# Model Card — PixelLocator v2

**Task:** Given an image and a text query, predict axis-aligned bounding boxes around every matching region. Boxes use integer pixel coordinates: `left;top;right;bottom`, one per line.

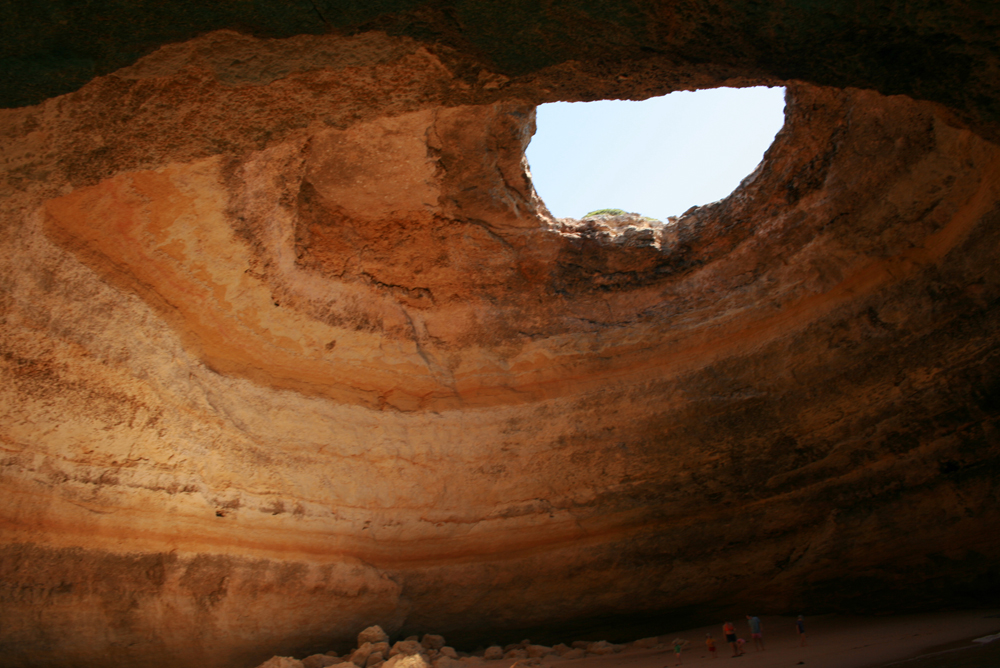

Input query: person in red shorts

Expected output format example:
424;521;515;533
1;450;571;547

722;622;741;657
705;633;717;659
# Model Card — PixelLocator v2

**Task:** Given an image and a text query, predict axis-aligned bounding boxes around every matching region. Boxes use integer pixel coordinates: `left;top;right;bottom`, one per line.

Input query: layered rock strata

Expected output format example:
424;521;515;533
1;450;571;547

1;25;999;668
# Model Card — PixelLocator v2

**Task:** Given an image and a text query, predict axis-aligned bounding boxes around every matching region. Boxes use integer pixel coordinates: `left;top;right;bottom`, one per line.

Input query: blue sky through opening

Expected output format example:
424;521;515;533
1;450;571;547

526;87;787;222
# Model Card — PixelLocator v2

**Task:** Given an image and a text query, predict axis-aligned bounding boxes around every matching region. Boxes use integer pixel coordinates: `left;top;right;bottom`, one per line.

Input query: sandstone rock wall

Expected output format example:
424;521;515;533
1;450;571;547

1;22;999;668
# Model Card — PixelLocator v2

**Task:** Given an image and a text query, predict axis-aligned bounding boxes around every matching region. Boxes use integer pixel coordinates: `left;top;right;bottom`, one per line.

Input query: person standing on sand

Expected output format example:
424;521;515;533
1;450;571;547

705;633;717;659
746;615;764;651
796;615;806;646
672;638;684;665
722;622;740;657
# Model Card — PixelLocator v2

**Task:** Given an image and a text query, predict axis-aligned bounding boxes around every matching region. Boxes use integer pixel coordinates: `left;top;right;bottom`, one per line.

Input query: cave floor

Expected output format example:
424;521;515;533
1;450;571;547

533;610;1000;668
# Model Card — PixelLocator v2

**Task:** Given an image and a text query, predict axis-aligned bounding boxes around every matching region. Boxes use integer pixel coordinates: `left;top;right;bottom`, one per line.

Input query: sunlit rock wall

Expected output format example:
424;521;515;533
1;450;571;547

1;21;999;668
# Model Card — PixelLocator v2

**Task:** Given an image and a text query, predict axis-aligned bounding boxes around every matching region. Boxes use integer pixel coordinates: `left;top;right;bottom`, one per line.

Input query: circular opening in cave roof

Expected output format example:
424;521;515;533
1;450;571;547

526;86;787;223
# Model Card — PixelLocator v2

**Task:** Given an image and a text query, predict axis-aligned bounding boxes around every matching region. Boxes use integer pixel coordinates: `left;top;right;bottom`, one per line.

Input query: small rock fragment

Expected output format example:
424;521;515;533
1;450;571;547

483;646;504;661
551;645;571;656
352;642;374;666
561;649;585;660
440;647;458;659
525;646;551;658
384;654;431;668
632;637;659;649
389;640;425;658
303;655;340;668
586;641;614;656
422;634;446;650
359;626;391;646
433;657;464;668
367;652;385;668
255;658;306;668
503;649;527;659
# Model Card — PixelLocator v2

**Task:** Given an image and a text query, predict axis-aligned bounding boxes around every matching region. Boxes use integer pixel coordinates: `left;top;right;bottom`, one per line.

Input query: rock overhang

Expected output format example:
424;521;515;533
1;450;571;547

1;7;1000;668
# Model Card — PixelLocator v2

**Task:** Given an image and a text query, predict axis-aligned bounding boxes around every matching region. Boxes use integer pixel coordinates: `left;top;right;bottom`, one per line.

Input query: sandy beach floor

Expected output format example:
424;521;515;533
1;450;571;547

537;610;1000;668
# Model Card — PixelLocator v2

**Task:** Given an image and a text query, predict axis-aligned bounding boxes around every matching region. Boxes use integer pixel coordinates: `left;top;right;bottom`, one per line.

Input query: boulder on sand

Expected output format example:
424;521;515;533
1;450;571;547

352;643;375;666
385;654;431;668
359;626;391;646
586;642;614;656
255;658;305;668
433;657;463;668
483;647;503;661
303;655;340;668
389;640;426;658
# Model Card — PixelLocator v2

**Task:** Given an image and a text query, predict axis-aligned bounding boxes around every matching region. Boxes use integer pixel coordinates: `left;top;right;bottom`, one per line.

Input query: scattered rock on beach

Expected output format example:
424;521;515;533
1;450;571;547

586;641;615;655
526;645;551;658
359;627;391;646
256;658;306;668
433;656;463;668
258;626;646;668
385;653;432;668
352;643;375;666
483;646;504;660
303;655;340;668
390;641;426;658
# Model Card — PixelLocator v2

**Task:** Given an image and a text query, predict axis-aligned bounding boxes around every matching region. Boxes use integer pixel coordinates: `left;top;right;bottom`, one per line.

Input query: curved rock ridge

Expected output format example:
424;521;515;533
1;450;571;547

1;27;999;668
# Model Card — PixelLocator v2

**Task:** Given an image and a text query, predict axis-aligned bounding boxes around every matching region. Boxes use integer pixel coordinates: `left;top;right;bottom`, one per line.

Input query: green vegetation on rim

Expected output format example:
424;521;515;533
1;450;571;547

584;208;628;217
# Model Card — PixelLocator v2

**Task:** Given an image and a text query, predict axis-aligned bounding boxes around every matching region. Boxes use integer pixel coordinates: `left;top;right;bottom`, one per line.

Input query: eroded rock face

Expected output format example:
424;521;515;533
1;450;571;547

1;24;999;668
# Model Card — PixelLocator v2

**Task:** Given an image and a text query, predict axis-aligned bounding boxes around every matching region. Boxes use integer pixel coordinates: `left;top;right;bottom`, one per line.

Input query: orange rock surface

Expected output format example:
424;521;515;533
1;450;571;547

1;28;999;668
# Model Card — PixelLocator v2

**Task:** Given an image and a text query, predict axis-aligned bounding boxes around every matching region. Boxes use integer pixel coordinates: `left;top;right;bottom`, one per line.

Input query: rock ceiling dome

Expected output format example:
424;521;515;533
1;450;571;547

1;3;999;667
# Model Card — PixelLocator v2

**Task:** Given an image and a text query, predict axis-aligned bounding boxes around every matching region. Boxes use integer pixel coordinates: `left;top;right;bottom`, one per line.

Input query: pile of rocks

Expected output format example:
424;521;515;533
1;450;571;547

254;626;646;668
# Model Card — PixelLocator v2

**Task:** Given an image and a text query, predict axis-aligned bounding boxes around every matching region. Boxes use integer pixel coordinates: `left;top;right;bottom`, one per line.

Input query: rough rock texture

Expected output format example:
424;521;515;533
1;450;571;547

1;5;1000;668
359;627;391;646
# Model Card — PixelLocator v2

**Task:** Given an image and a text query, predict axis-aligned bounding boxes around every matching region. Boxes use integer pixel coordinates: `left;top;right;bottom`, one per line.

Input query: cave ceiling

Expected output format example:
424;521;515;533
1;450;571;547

1;2;999;668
